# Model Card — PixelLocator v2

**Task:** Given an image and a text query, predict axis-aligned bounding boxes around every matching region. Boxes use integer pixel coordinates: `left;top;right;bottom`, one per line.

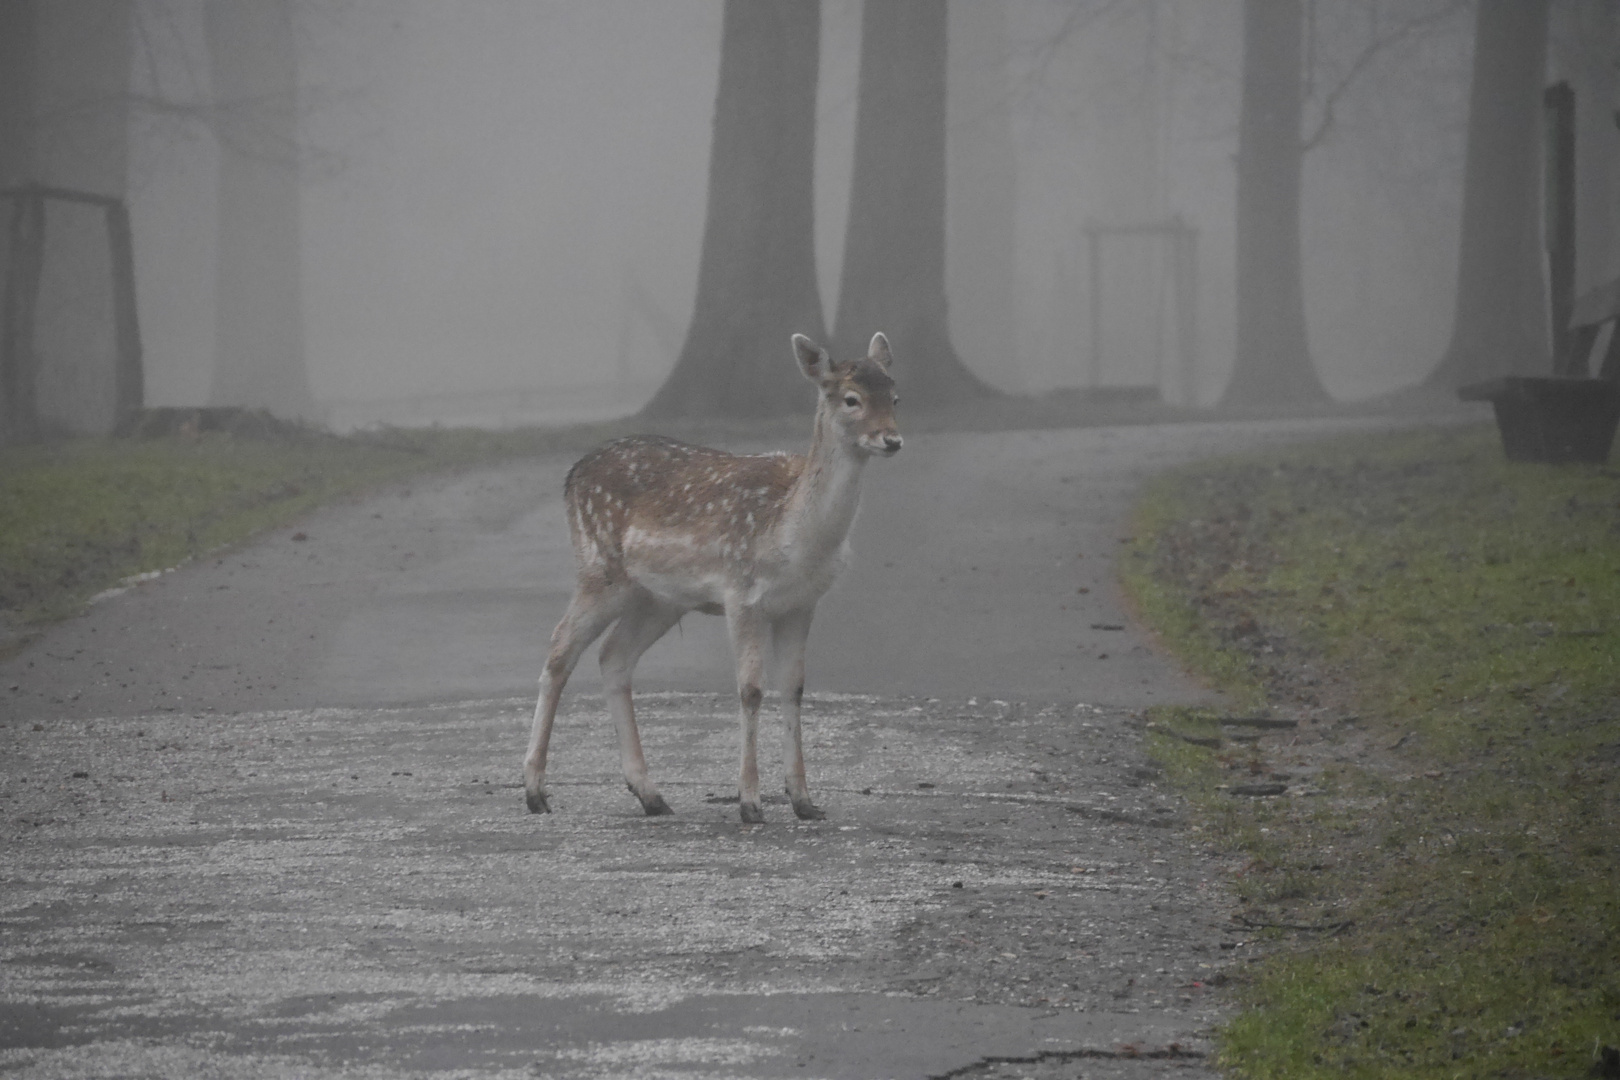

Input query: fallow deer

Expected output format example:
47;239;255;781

523;332;901;823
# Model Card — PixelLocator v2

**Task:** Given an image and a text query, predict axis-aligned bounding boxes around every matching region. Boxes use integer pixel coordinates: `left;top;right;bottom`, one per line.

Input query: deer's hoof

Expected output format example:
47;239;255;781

739;801;765;825
791;799;826;821
525;788;551;814
641;793;674;816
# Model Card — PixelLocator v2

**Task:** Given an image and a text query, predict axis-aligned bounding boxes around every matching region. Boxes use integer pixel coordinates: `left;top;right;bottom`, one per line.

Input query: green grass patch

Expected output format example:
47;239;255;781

1123;423;1620;1079
0;424;625;640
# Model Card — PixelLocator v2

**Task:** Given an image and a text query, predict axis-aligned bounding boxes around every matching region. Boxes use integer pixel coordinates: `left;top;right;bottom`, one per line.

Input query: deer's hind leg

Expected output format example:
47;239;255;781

599;590;683;816
771;608;823;820
525;578;623;814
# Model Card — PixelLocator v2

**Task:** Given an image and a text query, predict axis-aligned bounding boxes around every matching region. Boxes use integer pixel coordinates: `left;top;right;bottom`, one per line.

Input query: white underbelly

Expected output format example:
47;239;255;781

620;541;849;617
628;564;727;610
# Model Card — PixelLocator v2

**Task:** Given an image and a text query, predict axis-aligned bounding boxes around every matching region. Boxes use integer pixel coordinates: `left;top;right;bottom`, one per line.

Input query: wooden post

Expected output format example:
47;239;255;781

1;189;45;443
1566;322;1601;379
1600;321;1620;381
1174;218;1199;407
104;198;144;433
1545;81;1576;375
1084;222;1102;388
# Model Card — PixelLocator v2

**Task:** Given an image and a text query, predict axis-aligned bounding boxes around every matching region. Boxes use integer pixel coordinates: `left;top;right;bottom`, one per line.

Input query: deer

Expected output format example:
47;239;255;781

523;332;901;824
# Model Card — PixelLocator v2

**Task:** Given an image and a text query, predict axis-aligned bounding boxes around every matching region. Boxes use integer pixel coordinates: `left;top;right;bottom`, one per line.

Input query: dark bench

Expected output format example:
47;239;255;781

1458;275;1620;464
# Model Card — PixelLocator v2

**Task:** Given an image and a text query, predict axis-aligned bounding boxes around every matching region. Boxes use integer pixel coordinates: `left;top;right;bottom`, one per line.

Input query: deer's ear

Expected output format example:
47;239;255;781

867;332;893;370
793;334;833;384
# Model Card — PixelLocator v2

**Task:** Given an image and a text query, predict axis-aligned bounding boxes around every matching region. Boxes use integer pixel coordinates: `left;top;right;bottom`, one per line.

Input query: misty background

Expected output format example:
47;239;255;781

5;0;1616;434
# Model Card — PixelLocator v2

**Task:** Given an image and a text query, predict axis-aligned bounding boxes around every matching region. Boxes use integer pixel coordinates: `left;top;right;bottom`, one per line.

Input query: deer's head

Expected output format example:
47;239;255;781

793;333;902;457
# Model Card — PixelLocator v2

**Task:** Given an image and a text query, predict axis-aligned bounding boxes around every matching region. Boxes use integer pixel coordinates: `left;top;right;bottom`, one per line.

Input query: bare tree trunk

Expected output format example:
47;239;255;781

835;0;992;408
1220;0;1329;408
639;0;826;421
206;0;315;419
1425;0;1550;391
947;0;1019;391
0;0;34;192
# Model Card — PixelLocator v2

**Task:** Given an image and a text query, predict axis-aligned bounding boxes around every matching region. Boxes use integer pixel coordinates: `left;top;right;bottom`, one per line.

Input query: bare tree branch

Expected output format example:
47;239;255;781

1301;0;1471;152
1009;0;1140;111
125;1;351;178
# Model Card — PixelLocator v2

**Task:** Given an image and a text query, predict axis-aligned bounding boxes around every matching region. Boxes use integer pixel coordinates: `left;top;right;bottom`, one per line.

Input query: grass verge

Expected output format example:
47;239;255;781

0;423;629;645
1121;423;1620;1079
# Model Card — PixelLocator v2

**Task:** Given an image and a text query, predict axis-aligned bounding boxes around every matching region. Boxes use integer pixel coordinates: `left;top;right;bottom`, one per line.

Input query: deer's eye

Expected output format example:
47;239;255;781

843;393;861;409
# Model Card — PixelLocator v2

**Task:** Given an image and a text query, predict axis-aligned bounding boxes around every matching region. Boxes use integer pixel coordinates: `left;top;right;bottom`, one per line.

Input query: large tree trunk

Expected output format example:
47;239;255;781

206;0;315;419
946;0;1019;392
0;0;34;192
0;0;37;443
1424;0;1550;391
640;0;826;420
835;0;992;408
1220;0;1328;408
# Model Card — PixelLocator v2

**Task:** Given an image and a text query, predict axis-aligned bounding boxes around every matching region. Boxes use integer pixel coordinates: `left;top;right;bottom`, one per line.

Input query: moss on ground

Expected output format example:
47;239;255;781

1123;423;1620;1079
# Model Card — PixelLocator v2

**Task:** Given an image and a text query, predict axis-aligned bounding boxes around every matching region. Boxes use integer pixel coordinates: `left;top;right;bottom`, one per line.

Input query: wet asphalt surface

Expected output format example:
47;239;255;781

0;419;1388;1077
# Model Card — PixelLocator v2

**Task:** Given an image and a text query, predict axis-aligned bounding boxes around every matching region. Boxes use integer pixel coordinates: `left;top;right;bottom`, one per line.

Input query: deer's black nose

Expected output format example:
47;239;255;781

883;434;903;453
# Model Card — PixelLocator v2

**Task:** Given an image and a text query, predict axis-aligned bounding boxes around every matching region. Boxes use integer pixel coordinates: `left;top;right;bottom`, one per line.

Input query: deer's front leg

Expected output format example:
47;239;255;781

771;608;823;820
726;600;768;824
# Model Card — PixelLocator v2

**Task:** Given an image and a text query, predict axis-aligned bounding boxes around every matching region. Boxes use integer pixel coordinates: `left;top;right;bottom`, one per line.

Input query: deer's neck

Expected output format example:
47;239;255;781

781;407;866;561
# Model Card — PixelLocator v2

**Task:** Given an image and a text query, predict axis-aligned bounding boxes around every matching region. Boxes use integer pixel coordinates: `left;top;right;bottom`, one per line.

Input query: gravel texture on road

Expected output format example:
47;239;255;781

2;691;1234;1077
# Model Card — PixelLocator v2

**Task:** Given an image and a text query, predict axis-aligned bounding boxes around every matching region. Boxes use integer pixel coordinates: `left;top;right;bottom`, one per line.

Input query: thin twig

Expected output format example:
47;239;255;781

1301;0;1470;152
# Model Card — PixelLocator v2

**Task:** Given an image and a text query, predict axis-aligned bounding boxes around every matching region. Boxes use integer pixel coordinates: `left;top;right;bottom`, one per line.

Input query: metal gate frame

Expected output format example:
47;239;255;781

1081;215;1198;405
1;183;145;442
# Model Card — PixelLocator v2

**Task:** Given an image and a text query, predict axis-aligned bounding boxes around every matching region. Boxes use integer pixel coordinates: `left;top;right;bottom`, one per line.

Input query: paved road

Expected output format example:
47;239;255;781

1;419;1382;1078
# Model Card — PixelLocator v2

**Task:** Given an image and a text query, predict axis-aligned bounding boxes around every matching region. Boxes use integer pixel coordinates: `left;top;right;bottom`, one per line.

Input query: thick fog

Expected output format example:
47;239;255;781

93;1;1601;426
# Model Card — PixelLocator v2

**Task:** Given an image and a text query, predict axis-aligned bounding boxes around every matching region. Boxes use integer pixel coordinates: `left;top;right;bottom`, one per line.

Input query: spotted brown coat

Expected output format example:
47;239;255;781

523;333;902;823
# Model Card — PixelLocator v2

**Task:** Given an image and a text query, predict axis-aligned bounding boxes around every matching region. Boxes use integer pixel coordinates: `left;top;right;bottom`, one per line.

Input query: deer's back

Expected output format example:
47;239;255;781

566;436;801;585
